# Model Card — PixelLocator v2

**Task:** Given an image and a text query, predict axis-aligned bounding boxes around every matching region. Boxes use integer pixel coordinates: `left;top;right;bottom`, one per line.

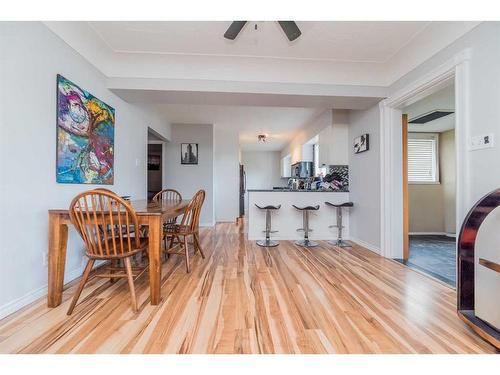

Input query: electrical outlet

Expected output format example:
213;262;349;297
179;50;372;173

470;133;494;151
42;251;48;266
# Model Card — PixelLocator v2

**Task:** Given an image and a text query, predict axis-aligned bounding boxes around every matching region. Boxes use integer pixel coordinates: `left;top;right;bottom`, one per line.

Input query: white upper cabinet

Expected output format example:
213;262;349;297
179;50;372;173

318;110;349;166
281;154;292;178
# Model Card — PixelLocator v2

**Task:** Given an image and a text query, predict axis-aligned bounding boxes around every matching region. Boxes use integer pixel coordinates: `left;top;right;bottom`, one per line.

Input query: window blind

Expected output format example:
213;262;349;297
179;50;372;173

408;137;438;183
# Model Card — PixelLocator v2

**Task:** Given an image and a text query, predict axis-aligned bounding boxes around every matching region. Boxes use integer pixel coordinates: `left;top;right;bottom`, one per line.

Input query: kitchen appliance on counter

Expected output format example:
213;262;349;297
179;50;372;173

291;161;313;178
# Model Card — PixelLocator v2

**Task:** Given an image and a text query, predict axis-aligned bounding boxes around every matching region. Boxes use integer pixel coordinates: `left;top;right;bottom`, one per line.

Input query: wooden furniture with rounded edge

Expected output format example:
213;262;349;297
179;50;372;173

165;190;206;273
67;190;149;314
48;199;188;308
457;188;500;349
152;189;182;252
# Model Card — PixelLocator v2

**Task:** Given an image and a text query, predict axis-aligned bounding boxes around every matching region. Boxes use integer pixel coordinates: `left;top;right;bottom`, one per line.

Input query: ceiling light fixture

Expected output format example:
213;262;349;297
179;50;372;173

258;134;267;143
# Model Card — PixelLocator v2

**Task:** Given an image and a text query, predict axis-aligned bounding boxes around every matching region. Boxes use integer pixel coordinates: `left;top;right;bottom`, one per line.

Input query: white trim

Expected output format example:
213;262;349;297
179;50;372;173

0;266;84;320
379;49;471;259
350;237;381;255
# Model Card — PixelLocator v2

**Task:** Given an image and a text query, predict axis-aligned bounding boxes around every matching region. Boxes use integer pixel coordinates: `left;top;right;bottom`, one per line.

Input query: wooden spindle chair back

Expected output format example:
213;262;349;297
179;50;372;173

179;190;204;232
69;190;141;259
193;190;205;231
153;189;182;225
152;189;182;204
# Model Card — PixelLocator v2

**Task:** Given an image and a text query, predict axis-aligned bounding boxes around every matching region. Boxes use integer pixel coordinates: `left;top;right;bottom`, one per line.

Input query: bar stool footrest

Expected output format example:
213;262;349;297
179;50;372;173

295;239;318;247
328;240;352;248
256;239;279;247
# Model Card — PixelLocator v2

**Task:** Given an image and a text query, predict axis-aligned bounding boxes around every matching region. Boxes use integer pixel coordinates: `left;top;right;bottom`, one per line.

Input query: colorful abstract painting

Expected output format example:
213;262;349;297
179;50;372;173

56;75;115;184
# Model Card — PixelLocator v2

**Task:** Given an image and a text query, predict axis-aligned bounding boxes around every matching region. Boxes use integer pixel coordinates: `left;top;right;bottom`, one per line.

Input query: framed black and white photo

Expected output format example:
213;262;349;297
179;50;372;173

181;143;198;164
354;134;369;154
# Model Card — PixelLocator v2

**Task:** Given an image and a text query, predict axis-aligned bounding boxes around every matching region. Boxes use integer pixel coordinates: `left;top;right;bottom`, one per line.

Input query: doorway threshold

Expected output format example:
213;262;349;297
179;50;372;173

394;259;455;287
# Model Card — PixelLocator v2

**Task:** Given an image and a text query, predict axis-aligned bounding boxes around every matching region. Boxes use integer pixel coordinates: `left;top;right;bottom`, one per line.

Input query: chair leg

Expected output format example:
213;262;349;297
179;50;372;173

124;257;138;313
163;235;169;261
110;259;118;283
183;236;190;273
67;259;95;315
194;232;205;259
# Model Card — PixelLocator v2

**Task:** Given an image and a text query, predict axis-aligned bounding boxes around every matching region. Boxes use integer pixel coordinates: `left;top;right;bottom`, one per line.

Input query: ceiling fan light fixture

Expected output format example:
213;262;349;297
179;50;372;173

258;134;267;143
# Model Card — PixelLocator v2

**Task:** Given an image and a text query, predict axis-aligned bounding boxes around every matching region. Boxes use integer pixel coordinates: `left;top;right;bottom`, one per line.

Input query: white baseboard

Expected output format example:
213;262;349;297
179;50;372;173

0;263;91;320
200;222;215;227
349;237;381;254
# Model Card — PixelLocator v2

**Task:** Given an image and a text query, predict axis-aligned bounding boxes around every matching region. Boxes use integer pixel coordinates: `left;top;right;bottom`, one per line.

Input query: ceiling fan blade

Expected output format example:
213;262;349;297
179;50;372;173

224;21;247;40
278;21;301;41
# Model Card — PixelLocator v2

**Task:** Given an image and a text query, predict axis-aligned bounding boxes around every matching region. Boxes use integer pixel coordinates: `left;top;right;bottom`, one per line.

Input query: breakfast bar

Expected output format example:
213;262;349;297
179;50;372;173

247;190;350;241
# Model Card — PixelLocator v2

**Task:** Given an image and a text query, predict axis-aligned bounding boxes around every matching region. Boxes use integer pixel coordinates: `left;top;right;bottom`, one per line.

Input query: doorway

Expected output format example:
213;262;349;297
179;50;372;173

147;129;165;201
401;84;457;286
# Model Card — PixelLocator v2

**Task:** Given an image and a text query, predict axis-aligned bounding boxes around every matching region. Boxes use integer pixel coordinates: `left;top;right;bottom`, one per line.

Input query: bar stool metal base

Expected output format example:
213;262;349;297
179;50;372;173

256;239;279;247
295;239;318;247
328;239;352;248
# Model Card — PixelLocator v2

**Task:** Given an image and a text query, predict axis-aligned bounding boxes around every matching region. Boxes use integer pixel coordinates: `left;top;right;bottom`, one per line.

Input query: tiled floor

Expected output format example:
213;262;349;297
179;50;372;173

400;235;456;287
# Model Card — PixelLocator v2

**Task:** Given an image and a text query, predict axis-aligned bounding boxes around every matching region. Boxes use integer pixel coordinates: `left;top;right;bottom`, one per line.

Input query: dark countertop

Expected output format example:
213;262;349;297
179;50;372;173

247;189;349;193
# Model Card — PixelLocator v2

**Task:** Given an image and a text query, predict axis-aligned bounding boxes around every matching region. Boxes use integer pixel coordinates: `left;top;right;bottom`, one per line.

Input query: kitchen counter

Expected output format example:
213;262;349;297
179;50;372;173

247;189;349;192
247;190;350;241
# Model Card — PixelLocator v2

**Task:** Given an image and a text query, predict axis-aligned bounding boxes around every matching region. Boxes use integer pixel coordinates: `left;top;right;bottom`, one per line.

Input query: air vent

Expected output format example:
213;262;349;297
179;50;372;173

409;110;454;124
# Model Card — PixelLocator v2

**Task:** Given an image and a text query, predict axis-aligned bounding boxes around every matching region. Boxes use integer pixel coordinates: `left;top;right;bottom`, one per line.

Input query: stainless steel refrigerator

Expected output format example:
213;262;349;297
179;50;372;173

239;164;246;217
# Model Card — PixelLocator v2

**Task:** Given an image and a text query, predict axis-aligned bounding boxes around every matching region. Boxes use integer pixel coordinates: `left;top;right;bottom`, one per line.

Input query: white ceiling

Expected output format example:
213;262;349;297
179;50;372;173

405;84;455;133
89;21;429;63
45;21;480;86
156;104;324;151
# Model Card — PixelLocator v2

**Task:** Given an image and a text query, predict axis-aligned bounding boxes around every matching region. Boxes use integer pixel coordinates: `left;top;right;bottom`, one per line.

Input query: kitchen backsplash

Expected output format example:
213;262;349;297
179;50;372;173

324;165;349;192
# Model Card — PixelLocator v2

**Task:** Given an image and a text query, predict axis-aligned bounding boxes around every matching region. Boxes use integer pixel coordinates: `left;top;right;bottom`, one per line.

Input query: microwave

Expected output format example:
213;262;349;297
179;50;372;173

291;161;313;178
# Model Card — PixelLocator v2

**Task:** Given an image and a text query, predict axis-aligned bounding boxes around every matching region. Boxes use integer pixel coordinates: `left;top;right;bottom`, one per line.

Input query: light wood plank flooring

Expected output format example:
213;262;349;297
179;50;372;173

0;222;496;353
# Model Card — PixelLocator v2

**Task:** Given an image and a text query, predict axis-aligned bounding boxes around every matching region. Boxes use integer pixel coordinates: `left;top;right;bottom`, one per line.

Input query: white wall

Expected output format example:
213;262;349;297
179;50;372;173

163;124;214;226
214;125;239;222
348;105;381;251
242;151;285;190
0;22;171;318
281;110;332;163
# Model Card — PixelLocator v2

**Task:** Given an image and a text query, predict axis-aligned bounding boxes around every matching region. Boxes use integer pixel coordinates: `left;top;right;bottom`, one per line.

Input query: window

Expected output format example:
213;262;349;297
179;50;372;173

408;133;439;184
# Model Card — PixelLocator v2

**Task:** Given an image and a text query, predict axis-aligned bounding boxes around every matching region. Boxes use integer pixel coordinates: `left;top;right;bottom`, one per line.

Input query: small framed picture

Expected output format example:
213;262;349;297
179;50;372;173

181;143;198;164
354;134;369;154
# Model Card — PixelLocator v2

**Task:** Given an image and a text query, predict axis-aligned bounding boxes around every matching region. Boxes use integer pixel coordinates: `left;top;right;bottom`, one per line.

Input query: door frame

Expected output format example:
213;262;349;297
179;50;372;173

147;128;167;199
402;114;409;260
379;49;471;259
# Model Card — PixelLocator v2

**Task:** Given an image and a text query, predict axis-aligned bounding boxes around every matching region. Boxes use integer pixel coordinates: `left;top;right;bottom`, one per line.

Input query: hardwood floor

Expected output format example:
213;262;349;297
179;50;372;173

0;222;496;354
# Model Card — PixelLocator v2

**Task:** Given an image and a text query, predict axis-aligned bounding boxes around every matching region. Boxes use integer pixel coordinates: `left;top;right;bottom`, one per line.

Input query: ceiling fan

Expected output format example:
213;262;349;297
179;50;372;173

223;21;302;41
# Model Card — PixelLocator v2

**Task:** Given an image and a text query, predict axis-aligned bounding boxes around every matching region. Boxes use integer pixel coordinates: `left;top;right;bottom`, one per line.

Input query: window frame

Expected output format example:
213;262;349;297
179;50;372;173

407;132;440;185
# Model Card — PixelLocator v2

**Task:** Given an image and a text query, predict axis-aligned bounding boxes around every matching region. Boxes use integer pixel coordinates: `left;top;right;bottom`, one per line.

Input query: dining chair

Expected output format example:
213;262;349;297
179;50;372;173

152;189;183;252
67;190;148;314
164;190;206;273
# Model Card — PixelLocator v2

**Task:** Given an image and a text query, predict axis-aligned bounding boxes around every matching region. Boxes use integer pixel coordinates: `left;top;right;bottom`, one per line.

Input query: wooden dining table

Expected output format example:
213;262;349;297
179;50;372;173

47;199;190;308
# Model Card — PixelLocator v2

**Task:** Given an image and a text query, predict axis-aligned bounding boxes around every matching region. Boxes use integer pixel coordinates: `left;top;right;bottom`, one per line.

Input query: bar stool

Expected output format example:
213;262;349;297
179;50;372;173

255;204;281;247
293;205;320;247
325;201;353;247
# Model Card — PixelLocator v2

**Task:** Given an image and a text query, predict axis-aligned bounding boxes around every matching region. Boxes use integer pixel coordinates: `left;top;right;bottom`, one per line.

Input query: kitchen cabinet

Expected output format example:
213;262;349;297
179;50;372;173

281;155;291;178
318;110;349;166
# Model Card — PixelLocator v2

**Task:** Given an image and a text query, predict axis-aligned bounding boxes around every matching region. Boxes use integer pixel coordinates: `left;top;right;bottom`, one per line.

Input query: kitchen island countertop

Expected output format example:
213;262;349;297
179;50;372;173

247;189;349;193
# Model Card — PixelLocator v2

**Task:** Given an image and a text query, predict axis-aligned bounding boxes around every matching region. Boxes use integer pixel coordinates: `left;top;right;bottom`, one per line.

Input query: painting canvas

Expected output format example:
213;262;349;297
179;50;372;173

354;133;369;154
181;143;198;164
56;75;115;184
